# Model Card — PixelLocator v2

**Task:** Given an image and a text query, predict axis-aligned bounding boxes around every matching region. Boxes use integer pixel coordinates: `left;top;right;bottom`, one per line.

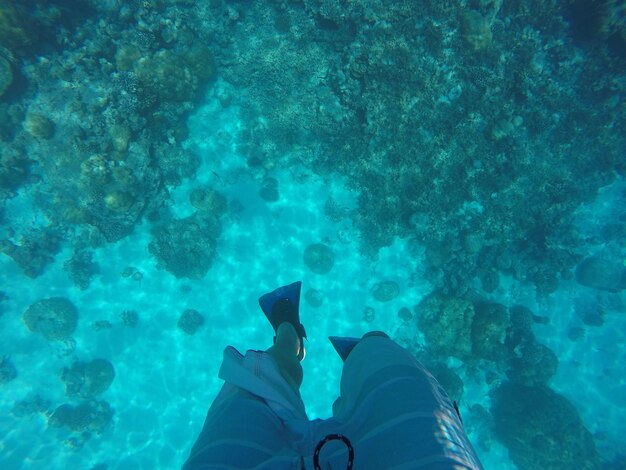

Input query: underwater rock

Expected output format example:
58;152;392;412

372;280;400;302
304;288;323;308
492;382;600;470
23;112;55;139
417;294;475;360
61;358;115;399
575;256;626;292
0;355;17;385
178;309;204;335
148;212;221;279
303;243;335;274
48;399;114;435
23;297;78;341
0;54;11;97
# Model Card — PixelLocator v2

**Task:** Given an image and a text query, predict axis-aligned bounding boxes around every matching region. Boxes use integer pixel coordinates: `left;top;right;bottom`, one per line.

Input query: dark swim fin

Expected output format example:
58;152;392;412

328;336;361;362
259;282;307;361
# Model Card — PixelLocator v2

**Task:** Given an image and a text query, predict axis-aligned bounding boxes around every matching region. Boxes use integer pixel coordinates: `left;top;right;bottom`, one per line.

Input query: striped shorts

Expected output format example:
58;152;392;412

182;335;483;469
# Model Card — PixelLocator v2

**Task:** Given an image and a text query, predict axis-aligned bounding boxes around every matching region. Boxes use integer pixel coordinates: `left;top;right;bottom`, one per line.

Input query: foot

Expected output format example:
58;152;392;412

266;322;304;390
259;282;307;362
275;322;305;360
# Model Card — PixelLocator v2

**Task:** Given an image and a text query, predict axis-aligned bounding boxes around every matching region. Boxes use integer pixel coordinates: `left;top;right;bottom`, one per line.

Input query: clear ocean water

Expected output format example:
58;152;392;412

0;1;624;469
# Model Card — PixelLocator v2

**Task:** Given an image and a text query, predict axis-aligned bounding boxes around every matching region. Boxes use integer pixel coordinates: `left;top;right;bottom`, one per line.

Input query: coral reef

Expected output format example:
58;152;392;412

506;340;558;387
177;309;204;335
0;53;11;97
154;144;201;187
416;294;475;360
362;306;375;323
0;150;32;197
0;226;63;278
504;305;558;386
206;0;624;297
120;310;139;327
64;250;100;290
471;302;509;363
71;150;163;243
0;1;34;51
22;297;78;341
48;399;114;435
22;112;55;139
303;243;335;274
371;280;400;302
11;394;50;418
462;10;493;50
415;295;557;387
61;359;115;399
492;381;601;469
1;0;618;303
133;46;215;103
148;212;221;279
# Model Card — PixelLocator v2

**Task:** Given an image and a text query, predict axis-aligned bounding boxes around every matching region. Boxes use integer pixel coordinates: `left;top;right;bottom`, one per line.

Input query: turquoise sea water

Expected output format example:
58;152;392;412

1;1;625;469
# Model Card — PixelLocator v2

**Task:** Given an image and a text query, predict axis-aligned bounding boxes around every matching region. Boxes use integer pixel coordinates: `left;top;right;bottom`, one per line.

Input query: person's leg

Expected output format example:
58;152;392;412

265;322;303;391
361;330;389;340
182;323;308;469
324;333;483;469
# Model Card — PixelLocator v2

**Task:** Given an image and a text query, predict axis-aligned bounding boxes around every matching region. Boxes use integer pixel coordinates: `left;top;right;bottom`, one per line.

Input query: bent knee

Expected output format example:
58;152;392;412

362;331;389;339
